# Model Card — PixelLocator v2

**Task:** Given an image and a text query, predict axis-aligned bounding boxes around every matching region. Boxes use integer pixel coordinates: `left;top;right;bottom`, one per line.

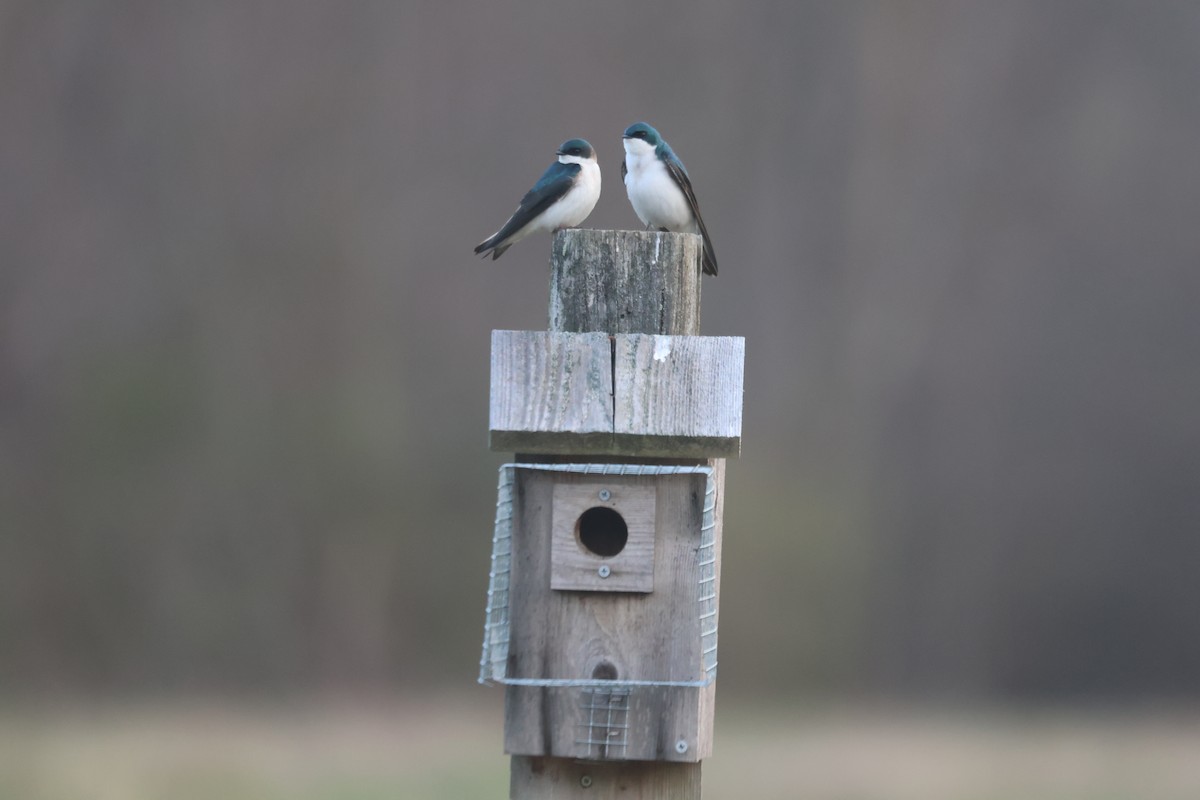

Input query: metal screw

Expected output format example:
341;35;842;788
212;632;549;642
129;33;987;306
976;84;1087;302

580;774;593;788
597;565;611;578
598;489;611;501
675;739;689;754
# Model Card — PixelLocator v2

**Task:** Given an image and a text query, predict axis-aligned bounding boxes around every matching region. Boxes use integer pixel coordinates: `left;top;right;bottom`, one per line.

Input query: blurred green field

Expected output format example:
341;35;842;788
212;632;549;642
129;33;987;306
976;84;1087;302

3;694;1199;800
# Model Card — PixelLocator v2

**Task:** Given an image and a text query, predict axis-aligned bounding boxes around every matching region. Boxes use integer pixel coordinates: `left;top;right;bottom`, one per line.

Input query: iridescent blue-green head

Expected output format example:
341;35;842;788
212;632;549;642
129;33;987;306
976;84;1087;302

555;138;595;160
623;121;684;172
622;122;662;148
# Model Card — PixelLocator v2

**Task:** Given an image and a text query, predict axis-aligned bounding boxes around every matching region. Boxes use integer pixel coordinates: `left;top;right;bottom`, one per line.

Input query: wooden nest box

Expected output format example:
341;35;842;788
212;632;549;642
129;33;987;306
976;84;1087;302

479;229;744;797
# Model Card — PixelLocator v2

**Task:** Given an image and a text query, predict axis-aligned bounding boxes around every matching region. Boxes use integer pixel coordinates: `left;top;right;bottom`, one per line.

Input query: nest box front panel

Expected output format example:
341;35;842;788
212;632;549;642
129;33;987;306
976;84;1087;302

503;469;717;761
550;481;656;593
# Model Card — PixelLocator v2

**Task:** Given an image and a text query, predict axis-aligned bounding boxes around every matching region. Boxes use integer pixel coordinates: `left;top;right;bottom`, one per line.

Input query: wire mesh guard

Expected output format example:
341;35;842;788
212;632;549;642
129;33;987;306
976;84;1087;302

576;687;630;759
478;462;718;688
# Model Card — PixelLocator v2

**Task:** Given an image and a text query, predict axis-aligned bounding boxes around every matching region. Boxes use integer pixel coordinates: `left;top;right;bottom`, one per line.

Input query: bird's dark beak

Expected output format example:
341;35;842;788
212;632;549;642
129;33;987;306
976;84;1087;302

555;149;565;155
621;135;631;140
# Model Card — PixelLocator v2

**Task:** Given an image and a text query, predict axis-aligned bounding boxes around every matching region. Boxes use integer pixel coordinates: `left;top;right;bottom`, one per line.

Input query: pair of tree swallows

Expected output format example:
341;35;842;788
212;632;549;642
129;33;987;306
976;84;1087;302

474;122;718;277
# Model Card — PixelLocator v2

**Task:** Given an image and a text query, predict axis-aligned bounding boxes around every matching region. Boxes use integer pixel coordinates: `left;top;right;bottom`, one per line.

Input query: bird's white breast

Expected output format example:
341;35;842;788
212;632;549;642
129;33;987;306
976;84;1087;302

535;154;601;233
622;139;695;232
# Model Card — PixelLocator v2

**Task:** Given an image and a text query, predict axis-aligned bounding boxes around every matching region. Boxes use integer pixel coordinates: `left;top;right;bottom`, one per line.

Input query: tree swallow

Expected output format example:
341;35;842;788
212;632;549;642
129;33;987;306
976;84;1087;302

621;122;718;276
475;138;601;260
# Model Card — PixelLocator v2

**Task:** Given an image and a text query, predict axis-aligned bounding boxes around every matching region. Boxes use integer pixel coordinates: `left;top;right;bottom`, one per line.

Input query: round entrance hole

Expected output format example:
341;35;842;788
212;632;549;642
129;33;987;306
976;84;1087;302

576;506;628;557
592;660;618;680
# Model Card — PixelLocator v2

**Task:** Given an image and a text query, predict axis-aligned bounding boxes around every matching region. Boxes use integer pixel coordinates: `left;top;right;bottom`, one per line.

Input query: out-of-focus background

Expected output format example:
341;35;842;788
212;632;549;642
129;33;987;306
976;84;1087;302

3;2;1199;797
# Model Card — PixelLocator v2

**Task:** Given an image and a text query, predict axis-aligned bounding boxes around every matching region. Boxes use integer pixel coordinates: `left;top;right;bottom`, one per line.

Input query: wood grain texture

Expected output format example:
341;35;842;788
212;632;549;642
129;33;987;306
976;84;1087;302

549;229;702;335
503;469;719;763
491;332;744;458
614;334;744;457
510;756;701;800
489;330;612;453
500;228;731;796
550;482;656;593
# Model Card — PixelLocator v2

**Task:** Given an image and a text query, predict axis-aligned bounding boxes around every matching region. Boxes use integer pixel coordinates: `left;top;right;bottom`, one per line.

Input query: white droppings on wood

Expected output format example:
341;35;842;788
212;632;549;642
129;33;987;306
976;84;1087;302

614;334;744;457
653;335;672;362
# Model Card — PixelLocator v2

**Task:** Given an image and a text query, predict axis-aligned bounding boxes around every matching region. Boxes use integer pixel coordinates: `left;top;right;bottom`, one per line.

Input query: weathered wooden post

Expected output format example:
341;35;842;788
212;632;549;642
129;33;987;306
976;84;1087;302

481;228;744;798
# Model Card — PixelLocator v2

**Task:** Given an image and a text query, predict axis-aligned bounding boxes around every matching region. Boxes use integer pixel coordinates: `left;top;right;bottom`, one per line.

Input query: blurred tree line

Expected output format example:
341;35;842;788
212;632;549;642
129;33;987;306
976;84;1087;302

1;1;1197;701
